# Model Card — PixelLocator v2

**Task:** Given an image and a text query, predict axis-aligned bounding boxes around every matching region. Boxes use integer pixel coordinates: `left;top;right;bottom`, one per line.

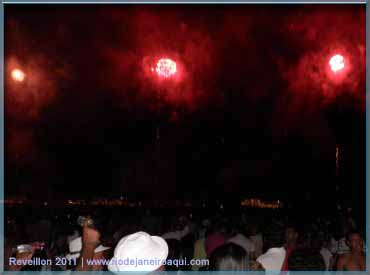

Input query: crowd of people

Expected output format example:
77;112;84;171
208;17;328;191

4;205;366;272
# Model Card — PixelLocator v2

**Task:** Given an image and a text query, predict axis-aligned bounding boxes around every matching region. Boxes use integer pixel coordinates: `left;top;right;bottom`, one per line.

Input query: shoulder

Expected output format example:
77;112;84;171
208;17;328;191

336;254;346;269
337;253;350;263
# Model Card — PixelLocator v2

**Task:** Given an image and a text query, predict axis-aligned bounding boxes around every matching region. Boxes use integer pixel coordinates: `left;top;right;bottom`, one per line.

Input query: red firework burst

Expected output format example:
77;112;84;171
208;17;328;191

155;58;177;78
329;54;345;73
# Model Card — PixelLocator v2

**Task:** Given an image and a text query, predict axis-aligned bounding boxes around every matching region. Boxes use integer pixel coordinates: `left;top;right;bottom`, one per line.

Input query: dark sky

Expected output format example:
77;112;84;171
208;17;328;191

4;5;366;205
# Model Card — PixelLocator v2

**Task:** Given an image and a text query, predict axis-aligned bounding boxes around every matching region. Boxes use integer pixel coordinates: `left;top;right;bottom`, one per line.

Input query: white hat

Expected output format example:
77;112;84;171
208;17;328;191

256;247;286;272
108;231;168;273
65;237;110;260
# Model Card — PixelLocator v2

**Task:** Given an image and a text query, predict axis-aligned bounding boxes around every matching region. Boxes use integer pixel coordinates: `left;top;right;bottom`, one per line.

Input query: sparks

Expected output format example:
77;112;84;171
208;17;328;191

11;69;26;82
329;54;345;72
155;58;177;78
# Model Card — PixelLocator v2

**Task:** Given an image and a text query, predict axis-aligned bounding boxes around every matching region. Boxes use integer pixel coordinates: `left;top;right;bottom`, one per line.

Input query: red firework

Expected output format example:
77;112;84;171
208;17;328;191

11;68;26;82
155;58;177;78
329;54;345;73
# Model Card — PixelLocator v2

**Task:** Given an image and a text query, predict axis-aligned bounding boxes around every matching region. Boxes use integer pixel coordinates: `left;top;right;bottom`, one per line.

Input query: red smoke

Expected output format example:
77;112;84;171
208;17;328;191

273;6;365;137
282;7;365;99
5;56;58;122
99;8;219;112
5;5;365;162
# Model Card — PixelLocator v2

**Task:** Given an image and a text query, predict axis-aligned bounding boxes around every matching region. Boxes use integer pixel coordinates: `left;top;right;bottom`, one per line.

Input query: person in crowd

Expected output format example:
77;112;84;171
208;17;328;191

162;216;190;241
5;241;45;271
26;214;52;245
67;229;80;244
262;218;285;252
48;231;69;271
249;222;263;258
180;231;196;270
108;231;169;273
208;243;249;271
257;245;286;272
191;218;212;271
256;223;298;272
227;223;256;259
141;209;160;235
336;231;366;271
4;237;14;271
198;219;211;239
329;217;351;256
280;225;299;271
74;219;111;271
205;223;226;257
4;205;365;273
165;238;182;271
192;235;208;271
288;248;326;271
311;234;333;271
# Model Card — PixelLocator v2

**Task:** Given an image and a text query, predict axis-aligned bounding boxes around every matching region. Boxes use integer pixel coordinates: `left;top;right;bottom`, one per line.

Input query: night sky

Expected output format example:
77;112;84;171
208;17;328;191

4;5;366;206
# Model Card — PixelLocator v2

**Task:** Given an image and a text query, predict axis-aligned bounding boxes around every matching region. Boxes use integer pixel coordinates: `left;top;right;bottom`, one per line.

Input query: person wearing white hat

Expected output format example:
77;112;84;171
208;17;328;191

108;231;168;273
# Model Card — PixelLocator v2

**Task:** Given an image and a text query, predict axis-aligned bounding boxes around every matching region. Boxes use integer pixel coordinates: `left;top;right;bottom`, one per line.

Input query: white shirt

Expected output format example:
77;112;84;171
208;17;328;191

257;247;286;272
227;233;255;253
320;247;332;271
162;226;190;241
329;237;350;255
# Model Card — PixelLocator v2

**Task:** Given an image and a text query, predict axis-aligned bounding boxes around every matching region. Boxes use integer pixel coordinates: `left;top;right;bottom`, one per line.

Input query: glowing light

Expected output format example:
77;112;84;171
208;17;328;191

156;58;177;78
329;54;345;72
11;69;26;82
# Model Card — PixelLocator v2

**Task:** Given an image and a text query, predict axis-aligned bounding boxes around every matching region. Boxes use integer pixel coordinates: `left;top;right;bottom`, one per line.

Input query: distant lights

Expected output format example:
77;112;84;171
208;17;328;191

241;198;282;209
